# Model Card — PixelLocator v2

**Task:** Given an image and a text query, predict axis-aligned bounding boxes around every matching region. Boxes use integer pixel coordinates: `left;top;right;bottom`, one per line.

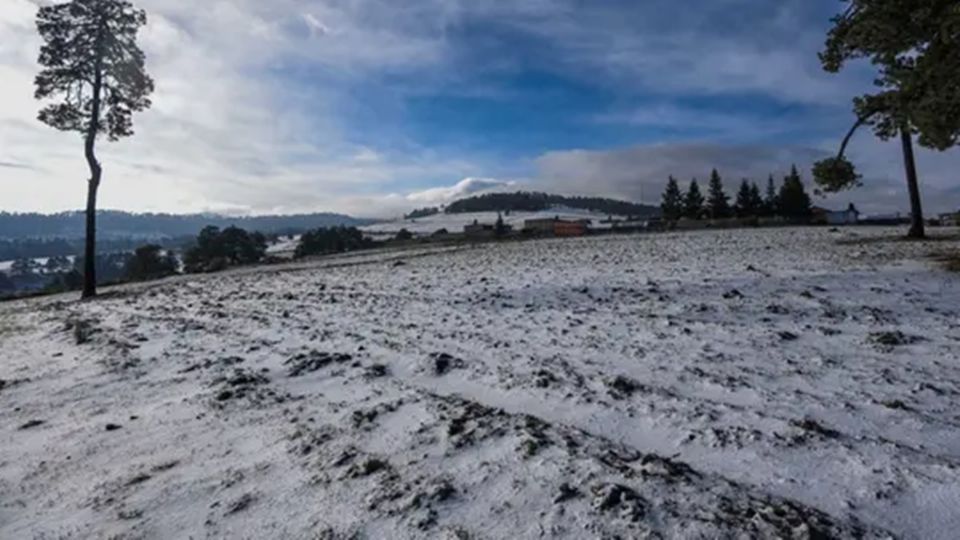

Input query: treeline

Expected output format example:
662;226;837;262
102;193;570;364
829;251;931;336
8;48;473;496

445;191;659;217
404;207;440;219
0;210;370;241
661;166;813;221
1;250;169;297
2;224;382;299
0;236;192;262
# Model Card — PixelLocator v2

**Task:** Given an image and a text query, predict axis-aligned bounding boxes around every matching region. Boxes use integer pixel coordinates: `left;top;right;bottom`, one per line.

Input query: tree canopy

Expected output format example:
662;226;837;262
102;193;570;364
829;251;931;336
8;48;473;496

35;0;154;141
706;169;732;219
661;176;683;221
683;180;705;220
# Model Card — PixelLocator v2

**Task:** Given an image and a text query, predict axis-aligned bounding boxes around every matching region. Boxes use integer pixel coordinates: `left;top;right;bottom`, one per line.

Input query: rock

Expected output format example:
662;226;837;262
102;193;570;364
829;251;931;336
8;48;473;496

532;369;557;388
429;352;461;376
880;399;909;410
554;483;581;504
18;419;44;430
722;289;743;299
790;418;840;440
105;423;123;431
286;351;353;377
592;483;646;522
606;375;646;400
868;331;922;348
778;331;799;341
348;458;390;478
364;363;389;378
224;493;257;516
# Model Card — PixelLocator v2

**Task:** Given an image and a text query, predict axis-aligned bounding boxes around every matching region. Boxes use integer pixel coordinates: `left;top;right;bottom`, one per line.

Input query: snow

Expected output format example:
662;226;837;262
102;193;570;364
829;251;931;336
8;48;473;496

361;207;619;236
0;255;76;274
2;226;959;538
265;235;300;258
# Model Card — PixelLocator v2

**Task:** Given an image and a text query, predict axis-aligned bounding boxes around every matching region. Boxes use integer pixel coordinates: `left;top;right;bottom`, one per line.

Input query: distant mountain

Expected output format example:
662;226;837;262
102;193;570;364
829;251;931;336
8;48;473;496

444;191;660;217
0;210;374;241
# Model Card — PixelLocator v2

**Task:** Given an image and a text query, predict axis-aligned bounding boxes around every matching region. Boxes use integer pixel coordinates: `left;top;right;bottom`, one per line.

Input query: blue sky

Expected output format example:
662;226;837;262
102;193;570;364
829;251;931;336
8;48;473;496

1;0;958;217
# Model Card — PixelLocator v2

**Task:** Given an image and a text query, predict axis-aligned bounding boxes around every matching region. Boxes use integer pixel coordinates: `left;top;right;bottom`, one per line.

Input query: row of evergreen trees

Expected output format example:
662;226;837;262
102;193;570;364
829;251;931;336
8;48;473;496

661;166;813;221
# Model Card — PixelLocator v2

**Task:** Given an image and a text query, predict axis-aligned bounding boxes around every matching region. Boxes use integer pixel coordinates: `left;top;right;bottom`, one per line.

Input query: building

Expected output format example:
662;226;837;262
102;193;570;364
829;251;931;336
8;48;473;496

938;212;960;226
523;217;589;237
813;203;860;225
464;220;495;238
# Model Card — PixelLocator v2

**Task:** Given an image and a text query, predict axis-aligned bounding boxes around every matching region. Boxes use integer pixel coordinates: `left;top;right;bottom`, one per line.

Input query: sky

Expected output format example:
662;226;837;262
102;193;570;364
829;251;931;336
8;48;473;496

1;0;958;218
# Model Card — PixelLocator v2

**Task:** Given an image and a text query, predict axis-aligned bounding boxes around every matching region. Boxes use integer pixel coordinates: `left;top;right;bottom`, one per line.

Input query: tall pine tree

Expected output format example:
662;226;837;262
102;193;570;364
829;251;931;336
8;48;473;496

683;179;705;220
778;165;812;220
764;175;778;217
34;0;154;298
748;182;764;216
706;169;731;219
735;179;754;218
661;176;683;221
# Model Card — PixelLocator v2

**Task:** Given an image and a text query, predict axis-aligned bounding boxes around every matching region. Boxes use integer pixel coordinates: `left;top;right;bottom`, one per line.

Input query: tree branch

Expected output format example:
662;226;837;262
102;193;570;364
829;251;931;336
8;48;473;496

837;110;878;159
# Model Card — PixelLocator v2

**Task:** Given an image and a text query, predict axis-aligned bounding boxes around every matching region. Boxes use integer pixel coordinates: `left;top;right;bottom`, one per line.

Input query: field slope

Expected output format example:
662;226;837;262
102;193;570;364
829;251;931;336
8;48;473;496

2;227;959;539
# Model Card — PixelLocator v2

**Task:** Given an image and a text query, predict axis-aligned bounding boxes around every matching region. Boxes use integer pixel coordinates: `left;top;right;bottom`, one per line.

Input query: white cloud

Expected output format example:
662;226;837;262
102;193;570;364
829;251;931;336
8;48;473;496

0;0;475;216
405;177;517;205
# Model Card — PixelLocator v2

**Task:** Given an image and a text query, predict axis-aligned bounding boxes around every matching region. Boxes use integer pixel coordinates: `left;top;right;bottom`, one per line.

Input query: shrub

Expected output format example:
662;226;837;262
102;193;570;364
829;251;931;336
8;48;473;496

295;226;371;258
125;244;178;281
184;226;266;273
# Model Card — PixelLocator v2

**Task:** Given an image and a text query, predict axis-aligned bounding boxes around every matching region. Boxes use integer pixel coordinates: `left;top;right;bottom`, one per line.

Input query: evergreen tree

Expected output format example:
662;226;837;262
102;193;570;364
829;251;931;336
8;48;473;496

34;0;155;298
660;176;683;221
777;165;813;220
748;182;765;216
683;179;705;220
495;212;508;237
812;0;960;239
734;180;754;218
764;175;778;217
706;169;731;219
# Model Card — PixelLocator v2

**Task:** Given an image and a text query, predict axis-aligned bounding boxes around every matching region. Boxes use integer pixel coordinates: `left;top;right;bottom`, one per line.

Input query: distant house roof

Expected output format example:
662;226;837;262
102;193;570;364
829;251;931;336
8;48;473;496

813;204;860;215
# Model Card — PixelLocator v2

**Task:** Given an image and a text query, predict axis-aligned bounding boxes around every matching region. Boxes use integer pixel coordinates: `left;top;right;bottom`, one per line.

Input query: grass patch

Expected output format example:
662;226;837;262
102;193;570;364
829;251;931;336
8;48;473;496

0;314;28;339
942;255;960;273
931;251;960;273
835;231;960;247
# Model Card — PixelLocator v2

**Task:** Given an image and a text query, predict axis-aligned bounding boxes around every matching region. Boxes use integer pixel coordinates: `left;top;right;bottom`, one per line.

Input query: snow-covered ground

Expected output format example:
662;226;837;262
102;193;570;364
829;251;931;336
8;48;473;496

361;207;619;237
2;227;959;538
265;235;301;259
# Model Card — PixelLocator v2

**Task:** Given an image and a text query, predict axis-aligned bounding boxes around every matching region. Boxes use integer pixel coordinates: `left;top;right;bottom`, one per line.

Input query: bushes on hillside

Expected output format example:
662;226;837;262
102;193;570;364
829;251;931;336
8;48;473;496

0;272;14;293
184;226;266;273
295;226;371;258
125;244;179;281
405;207;440;219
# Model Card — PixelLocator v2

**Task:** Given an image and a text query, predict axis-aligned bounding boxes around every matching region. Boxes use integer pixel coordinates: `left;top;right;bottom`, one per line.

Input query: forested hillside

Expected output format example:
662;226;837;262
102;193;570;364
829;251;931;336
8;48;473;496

444;192;659;217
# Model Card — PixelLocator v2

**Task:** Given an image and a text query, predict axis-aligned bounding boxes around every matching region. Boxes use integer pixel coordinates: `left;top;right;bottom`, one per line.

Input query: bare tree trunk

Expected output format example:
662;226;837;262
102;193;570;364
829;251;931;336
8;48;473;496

900;125;925;239
82;43;104;299
82;160;101;299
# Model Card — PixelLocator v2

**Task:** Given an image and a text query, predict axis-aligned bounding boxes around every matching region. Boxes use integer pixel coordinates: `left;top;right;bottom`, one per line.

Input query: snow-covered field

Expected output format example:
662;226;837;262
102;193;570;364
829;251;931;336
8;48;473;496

361;207;618;237
2;227;959;539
